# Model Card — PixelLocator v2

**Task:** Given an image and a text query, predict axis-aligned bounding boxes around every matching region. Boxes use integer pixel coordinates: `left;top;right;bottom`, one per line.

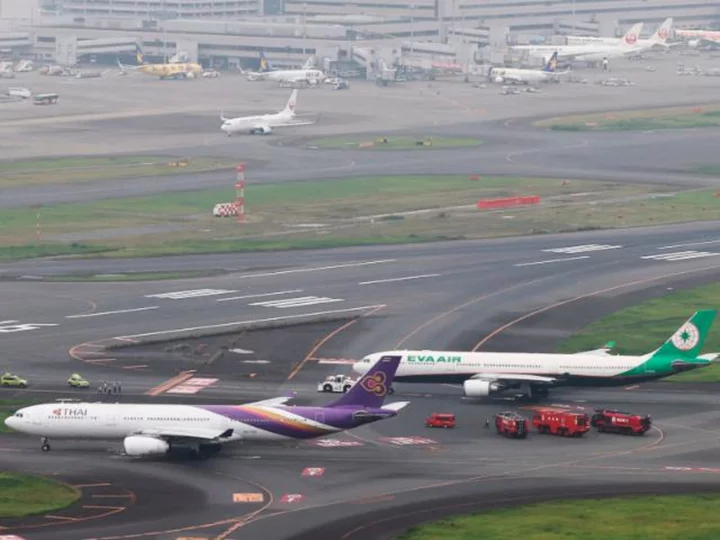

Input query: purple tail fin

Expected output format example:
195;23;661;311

325;355;401;408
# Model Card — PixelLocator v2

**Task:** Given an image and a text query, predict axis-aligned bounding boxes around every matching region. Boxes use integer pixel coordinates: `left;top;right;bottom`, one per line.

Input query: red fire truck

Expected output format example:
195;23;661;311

495;411;530;439
591;408;652;435
532;409;590;437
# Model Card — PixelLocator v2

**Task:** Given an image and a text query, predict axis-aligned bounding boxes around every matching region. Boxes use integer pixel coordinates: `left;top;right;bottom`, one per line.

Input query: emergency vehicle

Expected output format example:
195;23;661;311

591;408;652;435
532;410;590;437
425;413;456;428
317;374;356;393
495;411;529;438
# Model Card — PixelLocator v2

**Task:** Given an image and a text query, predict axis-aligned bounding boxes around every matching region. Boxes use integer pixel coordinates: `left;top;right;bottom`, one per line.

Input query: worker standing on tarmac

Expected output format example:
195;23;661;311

602;57;609;71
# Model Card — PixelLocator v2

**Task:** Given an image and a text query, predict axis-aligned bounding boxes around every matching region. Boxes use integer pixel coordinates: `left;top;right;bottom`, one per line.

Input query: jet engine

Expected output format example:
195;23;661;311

250;125;272;135
123;435;170;456
494;75;504;84
688;39;700;48
463;379;502;398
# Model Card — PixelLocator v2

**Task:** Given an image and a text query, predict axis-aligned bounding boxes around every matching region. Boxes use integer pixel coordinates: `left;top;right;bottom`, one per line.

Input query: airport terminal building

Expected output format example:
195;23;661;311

4;0;720;71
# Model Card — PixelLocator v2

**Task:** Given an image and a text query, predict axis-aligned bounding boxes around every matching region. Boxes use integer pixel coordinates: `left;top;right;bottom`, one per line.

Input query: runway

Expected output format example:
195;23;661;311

3;51;720;539
3;221;720;538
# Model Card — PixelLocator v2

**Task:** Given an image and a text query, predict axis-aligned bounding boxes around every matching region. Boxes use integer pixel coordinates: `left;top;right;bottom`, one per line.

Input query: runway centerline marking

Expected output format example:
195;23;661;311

658;239;720;250
145;289;237;300
641;250;719;262
249;296;344;308
120;305;386;340
514;256;590;267
234;259;396;279
542;244;622;254
216;290;302;302
66;306;159;319
358;273;440;285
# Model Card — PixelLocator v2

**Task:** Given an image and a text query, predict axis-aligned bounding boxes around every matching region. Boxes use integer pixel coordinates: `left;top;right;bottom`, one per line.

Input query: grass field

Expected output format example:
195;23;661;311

0;155;237;187
0;473;80;518
307;135;483;150
398;494;720;540
534;104;720;132
0;175;716;261
558;282;720;382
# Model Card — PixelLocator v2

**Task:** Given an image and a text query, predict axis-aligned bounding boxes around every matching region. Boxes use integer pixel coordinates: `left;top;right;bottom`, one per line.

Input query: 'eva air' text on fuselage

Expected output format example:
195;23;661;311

407;355;462;363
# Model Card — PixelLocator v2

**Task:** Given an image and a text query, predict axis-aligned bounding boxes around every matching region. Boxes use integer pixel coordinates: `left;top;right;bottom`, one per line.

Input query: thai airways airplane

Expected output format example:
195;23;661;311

353;310;717;401
566;18;673;49
241;54;325;84
489;52;569;84
5;355;408;458
220;89;314;135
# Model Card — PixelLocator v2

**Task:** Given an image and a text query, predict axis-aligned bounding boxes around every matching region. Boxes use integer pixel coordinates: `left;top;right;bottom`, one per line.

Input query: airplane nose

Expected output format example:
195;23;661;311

4;416;17;430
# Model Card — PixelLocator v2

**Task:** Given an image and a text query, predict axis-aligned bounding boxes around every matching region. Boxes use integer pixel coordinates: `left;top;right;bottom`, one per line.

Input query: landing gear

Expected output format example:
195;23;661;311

41;437;50;452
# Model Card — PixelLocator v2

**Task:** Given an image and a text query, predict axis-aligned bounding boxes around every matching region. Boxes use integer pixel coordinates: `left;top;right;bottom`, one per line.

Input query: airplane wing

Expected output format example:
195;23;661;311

576;341;616;356
273;120;316;127
136;426;234;441
470;373;557;385
247;396;294;407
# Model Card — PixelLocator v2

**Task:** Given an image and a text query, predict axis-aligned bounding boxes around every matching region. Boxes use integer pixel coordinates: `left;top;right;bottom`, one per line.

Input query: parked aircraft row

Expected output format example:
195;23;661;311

513;18;675;64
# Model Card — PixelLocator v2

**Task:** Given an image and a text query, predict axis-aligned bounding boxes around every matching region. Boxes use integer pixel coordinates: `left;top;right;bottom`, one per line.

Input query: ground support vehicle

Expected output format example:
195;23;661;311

495;411;529;438
532;410;590;437
425;413;456;428
317;375;356;393
591;408;652;435
1;373;27;388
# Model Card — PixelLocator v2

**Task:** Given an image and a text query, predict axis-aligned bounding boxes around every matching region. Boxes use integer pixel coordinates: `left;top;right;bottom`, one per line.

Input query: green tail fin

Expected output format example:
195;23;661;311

651;309;717;358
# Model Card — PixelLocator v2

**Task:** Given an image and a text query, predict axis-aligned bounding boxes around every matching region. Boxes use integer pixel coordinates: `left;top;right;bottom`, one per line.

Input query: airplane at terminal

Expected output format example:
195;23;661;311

353;310;717;400
241;53;325;84
566;18;673;49
117;46;203;80
675;28;720;49
5;355;408;458
489;52;569;84
220;89;314;135
514;23;647;63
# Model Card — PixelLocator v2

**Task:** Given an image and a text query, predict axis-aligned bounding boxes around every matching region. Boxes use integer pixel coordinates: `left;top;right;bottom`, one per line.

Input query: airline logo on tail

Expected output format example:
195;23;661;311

286;90;297;114
544;52;558;72
259;53;269;72
135;45;145;65
622;23;643;47
671;322;700;351
360;372;388;396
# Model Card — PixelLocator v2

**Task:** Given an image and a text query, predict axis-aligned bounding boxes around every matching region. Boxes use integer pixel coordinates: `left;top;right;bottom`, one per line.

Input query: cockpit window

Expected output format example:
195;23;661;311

15;412;23;418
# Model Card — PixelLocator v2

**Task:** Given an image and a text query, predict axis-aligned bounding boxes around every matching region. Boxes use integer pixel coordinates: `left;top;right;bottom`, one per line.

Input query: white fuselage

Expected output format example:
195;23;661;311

354;350;653;381
491;67;553;83
519;43;643;62
221;111;291;134
7;403;307;442
253;69;324;82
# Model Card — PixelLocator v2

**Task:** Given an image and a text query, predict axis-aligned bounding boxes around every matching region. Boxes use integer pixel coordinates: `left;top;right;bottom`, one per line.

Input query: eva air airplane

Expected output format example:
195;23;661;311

353;310;718;400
